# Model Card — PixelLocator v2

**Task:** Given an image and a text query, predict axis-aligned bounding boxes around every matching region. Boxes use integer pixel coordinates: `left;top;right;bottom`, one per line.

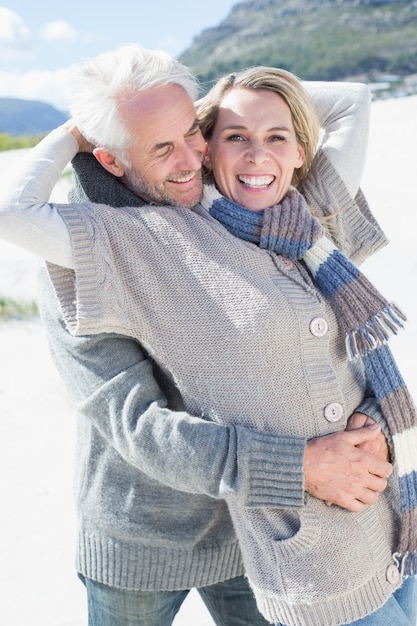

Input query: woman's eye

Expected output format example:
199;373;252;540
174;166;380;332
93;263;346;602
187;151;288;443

270;135;285;142
226;134;245;142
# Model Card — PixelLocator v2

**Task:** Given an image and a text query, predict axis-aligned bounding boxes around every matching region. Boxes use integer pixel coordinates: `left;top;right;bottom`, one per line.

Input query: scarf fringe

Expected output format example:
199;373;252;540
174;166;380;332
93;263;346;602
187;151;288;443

393;508;417;578
345;303;407;360
208;189;417;568
393;551;417;578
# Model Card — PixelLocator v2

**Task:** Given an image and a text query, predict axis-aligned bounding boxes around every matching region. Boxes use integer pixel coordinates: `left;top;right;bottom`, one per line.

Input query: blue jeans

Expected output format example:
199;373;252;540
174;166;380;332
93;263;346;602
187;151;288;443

346;576;417;625
273;576;417;626
80;574;270;626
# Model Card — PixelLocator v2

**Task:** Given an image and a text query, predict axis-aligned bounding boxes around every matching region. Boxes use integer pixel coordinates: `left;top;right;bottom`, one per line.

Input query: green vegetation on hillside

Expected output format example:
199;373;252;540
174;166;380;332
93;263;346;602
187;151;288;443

0;132;45;151
179;0;417;88
0;296;39;321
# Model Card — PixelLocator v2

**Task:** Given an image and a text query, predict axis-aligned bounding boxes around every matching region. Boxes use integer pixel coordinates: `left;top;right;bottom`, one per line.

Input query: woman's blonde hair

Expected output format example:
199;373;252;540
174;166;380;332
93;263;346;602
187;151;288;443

197;66;320;189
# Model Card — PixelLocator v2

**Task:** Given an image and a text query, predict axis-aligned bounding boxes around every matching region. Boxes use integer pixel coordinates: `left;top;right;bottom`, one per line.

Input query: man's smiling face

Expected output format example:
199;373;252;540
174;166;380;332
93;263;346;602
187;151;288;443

121;84;206;208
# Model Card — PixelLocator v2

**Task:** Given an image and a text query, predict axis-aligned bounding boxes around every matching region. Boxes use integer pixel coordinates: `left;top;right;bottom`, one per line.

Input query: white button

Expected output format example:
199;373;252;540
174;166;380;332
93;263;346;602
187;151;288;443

386;563;400;585
310;317;329;338
324;403;344;423
277;255;294;270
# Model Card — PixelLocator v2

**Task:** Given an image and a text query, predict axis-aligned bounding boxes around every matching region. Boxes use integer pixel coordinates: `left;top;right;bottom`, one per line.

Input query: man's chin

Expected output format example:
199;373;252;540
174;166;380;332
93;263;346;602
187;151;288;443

172;187;203;209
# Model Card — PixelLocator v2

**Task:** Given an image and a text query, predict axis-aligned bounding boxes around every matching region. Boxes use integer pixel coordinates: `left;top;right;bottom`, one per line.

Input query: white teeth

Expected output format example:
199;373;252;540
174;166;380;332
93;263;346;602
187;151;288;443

168;173;194;183
239;175;274;187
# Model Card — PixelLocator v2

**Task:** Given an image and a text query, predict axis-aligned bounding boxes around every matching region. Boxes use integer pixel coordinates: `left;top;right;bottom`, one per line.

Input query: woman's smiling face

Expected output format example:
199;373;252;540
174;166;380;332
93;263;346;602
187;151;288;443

206;87;305;211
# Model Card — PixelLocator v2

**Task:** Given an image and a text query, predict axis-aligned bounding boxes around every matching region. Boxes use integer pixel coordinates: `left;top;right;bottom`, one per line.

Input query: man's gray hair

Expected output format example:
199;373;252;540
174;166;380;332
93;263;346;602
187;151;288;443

69;44;200;157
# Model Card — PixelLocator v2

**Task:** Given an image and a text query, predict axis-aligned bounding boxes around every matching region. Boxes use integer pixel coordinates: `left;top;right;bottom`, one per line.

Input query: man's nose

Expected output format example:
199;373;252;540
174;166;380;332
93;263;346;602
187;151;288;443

177;137;205;170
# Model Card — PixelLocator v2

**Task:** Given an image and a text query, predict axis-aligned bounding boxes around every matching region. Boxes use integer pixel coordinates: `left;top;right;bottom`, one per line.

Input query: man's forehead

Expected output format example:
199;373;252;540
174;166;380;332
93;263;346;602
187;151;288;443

121;86;198;154
120;84;192;117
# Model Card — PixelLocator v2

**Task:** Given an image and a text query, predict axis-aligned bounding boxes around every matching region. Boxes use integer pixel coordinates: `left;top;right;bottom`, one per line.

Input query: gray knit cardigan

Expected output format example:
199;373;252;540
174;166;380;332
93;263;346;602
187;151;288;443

43;160;402;623
0;128;398;625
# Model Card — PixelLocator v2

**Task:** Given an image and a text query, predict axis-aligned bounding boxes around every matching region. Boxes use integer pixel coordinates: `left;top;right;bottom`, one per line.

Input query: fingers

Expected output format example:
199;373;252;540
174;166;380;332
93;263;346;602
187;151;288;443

334;472;387;511
341;426;391;473
346;412;370;430
332;485;381;513
357;436;390;463
342;422;380;444
346;414;390;463
304;430;392;512
366;448;393;478
319;471;386;512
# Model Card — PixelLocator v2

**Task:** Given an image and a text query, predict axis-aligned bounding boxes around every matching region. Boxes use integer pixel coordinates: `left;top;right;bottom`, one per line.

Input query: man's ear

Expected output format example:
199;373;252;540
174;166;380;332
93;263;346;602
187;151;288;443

93;147;125;177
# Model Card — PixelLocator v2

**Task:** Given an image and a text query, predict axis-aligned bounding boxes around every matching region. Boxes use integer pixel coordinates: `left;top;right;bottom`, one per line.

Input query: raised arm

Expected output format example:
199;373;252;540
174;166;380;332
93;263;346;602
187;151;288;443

0;127;78;268
303;81;371;198
300;82;387;266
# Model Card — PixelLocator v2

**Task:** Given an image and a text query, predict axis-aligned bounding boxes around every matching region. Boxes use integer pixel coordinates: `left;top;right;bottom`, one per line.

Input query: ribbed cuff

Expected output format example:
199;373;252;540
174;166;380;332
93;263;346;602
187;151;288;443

236;427;306;509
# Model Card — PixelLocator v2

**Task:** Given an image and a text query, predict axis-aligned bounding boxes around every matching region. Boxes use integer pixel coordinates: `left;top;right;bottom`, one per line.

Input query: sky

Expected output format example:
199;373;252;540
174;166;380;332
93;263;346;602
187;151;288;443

0;1;238;112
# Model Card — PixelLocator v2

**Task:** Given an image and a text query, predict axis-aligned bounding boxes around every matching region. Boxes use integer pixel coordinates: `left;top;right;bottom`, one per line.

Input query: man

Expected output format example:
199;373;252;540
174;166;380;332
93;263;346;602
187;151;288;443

36;45;390;625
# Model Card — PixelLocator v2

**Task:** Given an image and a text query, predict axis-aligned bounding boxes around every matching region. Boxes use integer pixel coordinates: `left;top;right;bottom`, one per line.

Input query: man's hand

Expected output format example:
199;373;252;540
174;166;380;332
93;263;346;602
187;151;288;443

304;424;392;512
346;412;390;462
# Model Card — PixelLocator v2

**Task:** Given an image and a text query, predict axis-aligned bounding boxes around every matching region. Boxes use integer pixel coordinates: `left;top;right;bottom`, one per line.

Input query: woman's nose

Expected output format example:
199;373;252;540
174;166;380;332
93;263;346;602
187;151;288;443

246;140;269;164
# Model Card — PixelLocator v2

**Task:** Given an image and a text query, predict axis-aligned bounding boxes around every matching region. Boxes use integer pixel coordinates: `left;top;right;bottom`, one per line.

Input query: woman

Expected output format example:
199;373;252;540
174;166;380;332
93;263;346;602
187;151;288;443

1;63;416;625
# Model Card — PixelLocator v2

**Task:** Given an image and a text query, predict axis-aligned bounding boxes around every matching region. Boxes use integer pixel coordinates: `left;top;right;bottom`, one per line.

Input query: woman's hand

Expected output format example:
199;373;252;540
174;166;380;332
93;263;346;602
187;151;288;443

62;120;95;153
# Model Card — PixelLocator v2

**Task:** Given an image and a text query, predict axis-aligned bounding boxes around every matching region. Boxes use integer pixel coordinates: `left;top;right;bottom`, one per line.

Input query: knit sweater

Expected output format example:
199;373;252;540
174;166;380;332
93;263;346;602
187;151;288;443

3;83;390;598
0;127;402;625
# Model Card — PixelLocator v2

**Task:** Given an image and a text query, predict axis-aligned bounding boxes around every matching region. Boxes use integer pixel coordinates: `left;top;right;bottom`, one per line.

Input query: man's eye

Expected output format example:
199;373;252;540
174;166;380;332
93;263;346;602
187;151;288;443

155;146;173;158
188;127;201;137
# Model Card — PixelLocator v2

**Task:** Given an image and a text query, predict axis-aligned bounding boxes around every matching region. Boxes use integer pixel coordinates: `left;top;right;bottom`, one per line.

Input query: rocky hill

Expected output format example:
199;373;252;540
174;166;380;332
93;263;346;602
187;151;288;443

1;0;416;138
0;98;68;136
179;0;417;89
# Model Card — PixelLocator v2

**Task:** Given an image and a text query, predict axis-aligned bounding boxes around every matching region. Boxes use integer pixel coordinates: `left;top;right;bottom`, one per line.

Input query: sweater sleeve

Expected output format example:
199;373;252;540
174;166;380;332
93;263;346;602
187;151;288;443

300;83;388;265
0;127;77;268
355;396;395;462
303;81;371;198
39;265;306;510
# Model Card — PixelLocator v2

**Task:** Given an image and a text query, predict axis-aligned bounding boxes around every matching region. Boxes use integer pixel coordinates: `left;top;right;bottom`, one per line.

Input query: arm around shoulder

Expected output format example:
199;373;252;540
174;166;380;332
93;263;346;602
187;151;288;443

39;266;307;510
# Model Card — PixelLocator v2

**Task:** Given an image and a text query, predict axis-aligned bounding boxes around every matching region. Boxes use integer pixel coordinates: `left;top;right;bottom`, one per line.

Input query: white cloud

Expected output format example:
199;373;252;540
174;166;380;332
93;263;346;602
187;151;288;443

0;7;34;59
40;20;77;43
0;68;71;111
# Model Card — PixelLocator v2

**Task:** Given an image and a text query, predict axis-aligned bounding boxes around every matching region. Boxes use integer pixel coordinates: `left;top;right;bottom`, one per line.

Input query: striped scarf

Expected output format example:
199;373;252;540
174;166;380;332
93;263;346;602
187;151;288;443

209;185;417;577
